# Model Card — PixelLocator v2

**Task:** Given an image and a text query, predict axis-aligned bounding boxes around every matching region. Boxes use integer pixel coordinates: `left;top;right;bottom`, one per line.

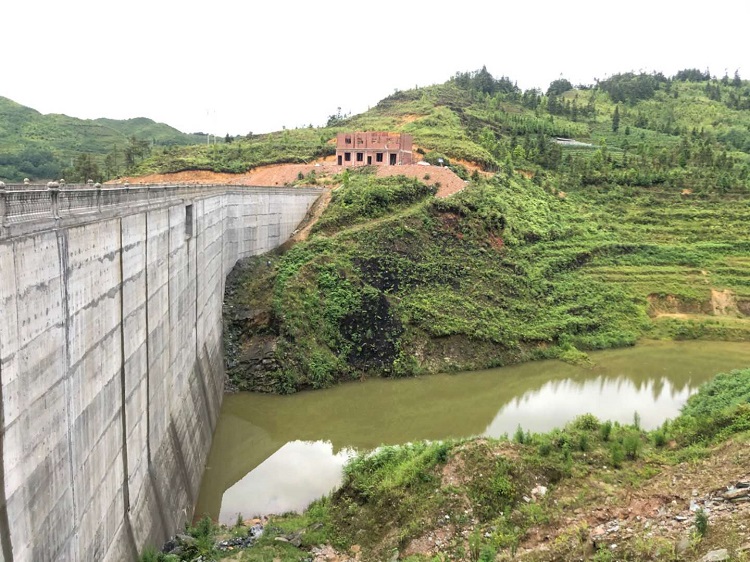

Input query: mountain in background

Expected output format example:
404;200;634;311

0;96;204;182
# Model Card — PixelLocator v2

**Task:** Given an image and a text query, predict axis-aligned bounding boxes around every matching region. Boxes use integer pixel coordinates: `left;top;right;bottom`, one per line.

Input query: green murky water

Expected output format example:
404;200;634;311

195;340;750;523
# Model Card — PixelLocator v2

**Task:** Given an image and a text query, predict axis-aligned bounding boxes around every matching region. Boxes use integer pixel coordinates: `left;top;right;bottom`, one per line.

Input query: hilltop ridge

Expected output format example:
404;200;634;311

0;95;204;181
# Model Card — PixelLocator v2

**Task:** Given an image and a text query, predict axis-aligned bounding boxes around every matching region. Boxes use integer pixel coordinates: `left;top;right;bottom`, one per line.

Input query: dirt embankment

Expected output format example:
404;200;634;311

648;289;747;319
113;162;468;198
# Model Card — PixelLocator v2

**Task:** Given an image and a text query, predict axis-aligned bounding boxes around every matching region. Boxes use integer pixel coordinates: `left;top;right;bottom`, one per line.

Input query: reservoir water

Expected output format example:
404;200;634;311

194;340;750;523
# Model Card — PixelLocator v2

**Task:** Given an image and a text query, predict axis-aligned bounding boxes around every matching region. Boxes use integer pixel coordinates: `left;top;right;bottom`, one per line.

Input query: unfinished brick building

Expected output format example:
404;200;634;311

335;132;414;166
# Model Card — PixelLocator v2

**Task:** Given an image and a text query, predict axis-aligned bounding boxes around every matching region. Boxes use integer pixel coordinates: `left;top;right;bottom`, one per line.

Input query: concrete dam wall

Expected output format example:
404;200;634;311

0;183;323;561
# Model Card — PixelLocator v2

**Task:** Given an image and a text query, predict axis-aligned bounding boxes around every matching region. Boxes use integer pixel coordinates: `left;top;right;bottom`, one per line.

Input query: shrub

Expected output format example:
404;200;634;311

538;439;552;457
600;420;613;442
572;414;600;431
578;433;589;452
652;429;667;448
610;442;625;468
622;431;642;460
562;442;572;463
694;508;709;537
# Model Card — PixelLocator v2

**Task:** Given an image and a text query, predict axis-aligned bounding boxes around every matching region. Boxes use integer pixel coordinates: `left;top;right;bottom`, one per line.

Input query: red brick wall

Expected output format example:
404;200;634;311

336;132;413;166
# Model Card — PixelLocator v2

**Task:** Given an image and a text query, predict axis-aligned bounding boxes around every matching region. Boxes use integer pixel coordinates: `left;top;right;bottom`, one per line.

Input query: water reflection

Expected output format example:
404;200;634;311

219;441;355;519
195;340;750;523
484;376;692;436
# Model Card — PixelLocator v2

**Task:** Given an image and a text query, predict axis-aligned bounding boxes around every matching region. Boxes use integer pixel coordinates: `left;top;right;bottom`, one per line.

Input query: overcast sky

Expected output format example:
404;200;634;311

3;1;747;136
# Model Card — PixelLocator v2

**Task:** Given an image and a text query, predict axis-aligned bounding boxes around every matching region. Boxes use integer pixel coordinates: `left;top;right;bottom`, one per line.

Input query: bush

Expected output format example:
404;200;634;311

538;439;552;457
622;431;642;460
313;174;437;234
181;516;218;560
694;508;709;537
578;433;589;452
572;414;600;431
600;420;613;442
672;369;750;444
610;442;625;468
652;429;667;448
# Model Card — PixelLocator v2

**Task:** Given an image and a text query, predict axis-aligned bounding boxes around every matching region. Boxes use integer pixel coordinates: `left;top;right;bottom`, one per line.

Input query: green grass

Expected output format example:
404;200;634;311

133;128;335;175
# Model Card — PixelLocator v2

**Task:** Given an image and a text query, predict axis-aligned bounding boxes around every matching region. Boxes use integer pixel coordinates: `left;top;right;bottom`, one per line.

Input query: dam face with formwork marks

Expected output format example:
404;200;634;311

0;182;322;561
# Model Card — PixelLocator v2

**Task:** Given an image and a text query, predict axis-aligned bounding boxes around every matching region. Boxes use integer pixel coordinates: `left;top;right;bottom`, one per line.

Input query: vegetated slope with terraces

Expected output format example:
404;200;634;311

222;68;750;393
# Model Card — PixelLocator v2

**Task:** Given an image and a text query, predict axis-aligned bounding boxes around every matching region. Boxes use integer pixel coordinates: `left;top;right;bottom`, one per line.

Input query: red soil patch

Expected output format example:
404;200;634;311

115;162;468;198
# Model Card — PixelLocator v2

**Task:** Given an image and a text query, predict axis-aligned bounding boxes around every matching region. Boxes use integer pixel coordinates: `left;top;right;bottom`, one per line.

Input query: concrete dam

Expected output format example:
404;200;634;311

0;182;323;561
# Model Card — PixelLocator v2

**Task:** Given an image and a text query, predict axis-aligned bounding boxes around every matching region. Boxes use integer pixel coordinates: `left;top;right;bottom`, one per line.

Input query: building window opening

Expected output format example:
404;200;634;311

376;152;384;163
389;153;397;165
356;152;364;162
345;136;352;144
344;152;351;162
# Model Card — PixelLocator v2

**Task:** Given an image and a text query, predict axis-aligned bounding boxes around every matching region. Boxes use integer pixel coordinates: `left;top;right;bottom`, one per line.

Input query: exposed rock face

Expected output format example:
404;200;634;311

233;335;282;393
711;289;740;316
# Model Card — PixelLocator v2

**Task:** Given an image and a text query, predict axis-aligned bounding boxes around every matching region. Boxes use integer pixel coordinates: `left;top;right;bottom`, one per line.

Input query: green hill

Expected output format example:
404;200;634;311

135;67;750;195
0;96;204;182
216;68;750;393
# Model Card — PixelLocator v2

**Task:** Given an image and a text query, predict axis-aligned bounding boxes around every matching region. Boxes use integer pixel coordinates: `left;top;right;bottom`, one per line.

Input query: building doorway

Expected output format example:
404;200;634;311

389;153;397;165
337;155;342;165
367;155;372;165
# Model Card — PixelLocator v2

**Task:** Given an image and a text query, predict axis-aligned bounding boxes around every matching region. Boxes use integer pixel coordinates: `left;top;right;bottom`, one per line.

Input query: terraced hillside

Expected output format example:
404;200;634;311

224;165;750;393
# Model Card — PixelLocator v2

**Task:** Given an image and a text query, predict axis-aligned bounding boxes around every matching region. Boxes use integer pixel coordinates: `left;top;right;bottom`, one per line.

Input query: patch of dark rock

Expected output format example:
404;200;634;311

339;290;403;373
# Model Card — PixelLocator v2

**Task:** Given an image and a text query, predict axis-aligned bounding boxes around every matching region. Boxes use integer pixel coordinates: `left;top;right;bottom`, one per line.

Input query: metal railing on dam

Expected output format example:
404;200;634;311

0;182;323;561
0;182;291;238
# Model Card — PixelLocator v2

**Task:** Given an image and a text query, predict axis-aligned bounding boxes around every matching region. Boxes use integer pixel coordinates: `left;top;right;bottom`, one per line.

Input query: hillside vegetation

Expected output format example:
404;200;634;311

0;95;204;182
225;161;750;392
222;65;750;391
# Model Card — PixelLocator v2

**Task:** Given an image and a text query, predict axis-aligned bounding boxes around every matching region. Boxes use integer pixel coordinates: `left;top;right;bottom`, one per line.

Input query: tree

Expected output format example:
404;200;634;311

733;70;742;88
546;78;573;97
473;66;495;95
326;107;345;127
104;145;120;178
224;133;233;143
674;68;711;82
124;136;151;170
69;153;100;182
612;105;620;133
